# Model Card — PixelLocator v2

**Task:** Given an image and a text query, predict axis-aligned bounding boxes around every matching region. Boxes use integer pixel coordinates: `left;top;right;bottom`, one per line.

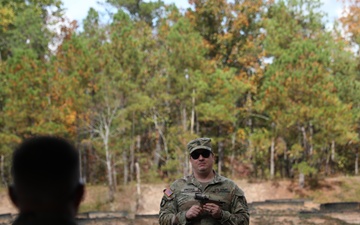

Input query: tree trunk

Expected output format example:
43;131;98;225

331;140;335;161
81;143;87;184
331;140;336;174
248;137;253;163
1;155;7;187
130;141;134;182
253;147;258;178
134;135;141;177
135;162;141;211
246;92;253;160
113;162;117;191
299;173;305;189
301;126;308;156
196;110;199;134
184;145;190;177
270;137;275;179
355;150;358;175
78;144;83;183
130;114;136;182
247;108;253;162
190;89;195;134
182;105;187;132
325;147;330;175
299;126;307;188
154;132;161;167
230;133;236;178
104;137;115;202
218;139;224;176
123;150;128;185
181;103;189;176
283;139;289;178
309;123;313;155
106;162;115;202
153;111;169;163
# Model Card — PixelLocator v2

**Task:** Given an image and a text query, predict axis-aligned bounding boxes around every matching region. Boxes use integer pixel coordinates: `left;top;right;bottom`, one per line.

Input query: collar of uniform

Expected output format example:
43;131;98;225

186;170;224;184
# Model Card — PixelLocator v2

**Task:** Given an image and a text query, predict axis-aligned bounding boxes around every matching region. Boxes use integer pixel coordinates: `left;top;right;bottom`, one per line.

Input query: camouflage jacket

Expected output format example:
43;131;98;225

158;172;249;225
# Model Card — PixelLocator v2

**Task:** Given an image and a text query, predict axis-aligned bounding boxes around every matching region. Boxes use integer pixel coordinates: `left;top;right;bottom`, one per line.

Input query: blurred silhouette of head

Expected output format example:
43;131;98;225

9;136;84;216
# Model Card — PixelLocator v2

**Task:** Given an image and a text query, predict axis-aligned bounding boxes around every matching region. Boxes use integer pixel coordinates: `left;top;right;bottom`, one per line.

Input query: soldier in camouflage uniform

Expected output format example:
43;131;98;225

159;137;249;225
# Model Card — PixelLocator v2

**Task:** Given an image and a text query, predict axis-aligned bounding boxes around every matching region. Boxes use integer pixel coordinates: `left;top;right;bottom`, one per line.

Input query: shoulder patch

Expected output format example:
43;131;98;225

160;198;166;207
160;199;166;208
163;188;173;197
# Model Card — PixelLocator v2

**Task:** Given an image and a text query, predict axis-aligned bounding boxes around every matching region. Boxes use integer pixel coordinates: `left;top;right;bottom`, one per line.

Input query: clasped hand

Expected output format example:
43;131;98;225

185;203;222;220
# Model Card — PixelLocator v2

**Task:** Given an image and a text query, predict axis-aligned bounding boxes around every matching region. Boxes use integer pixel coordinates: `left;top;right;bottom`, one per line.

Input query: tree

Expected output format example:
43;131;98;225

106;0;164;27
259;0;358;185
0;0;62;61
0;0;65;184
335;0;360;174
187;0;266;175
340;0;360;48
154;5;211;177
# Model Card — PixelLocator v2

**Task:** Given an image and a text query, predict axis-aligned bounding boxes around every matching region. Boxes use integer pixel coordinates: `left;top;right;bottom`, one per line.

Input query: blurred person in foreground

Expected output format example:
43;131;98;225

8;136;84;225
159;137;249;225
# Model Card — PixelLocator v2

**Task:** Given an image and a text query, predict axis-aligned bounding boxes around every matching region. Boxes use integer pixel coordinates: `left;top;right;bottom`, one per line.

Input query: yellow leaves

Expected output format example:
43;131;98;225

289;143;303;159
220;32;233;42
339;0;360;42
0;6;15;32
65;111;77;126
234;13;249;28
234;0;263;14
0;133;22;147
285;76;292;86
236;128;247;141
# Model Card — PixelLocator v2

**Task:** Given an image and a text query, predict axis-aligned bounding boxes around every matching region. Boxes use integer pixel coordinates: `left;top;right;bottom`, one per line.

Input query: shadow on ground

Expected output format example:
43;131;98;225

1;200;359;225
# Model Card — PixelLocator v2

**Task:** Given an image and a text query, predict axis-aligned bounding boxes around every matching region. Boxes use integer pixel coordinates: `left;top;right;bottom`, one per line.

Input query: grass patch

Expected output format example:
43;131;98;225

79;185;109;212
79;184;137;213
306;176;360;203
338;177;360;202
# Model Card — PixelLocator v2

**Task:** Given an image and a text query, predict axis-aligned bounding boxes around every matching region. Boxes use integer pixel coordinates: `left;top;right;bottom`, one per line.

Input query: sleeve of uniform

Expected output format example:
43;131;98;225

217;185;250;225
158;186;189;225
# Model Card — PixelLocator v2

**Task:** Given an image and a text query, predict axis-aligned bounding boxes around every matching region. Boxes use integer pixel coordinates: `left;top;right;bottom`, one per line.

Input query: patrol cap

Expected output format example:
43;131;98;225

187;137;212;154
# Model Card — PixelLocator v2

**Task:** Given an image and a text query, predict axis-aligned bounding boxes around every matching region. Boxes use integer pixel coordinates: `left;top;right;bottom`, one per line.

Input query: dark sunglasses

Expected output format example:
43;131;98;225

190;151;211;159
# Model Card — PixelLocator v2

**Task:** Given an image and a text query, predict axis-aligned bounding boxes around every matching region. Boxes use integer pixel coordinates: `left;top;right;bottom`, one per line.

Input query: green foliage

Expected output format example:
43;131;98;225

0;0;63;60
1;0;359;189
161;159;180;180
106;0;164;26
257;0;359;184
293;161;317;176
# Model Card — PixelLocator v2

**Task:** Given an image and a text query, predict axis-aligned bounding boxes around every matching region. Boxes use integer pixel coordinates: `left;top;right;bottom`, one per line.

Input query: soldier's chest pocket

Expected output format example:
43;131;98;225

177;195;199;211
208;189;232;210
177;188;200;210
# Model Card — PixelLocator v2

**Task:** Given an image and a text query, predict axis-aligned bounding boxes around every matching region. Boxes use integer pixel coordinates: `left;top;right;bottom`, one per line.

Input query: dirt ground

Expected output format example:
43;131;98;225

0;179;299;215
1;176;359;216
136;179;311;215
0;189;16;215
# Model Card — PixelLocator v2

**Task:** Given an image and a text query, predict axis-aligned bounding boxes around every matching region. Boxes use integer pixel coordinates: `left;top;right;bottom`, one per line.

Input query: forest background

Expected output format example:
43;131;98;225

0;0;360;204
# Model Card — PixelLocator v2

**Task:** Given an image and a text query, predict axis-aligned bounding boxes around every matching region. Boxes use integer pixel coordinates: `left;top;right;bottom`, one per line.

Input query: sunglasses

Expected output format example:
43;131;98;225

190;151;211;159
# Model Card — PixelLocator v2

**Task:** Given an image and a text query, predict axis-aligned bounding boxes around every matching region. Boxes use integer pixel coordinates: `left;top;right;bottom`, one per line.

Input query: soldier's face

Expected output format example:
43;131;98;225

190;150;214;175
